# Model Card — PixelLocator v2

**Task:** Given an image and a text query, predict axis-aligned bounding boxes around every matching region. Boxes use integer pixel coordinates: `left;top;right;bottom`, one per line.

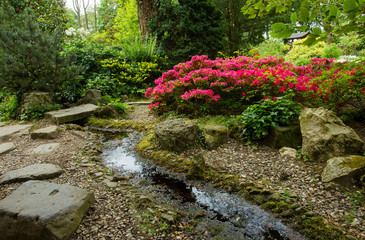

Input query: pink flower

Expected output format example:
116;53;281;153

279;86;287;93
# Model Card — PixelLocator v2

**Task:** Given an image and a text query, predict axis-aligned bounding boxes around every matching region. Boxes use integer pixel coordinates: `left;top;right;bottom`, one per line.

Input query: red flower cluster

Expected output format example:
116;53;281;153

145;55;365;113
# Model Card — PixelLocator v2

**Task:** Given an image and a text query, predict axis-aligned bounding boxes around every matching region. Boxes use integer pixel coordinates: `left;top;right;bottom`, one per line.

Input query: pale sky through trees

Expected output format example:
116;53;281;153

64;0;101;10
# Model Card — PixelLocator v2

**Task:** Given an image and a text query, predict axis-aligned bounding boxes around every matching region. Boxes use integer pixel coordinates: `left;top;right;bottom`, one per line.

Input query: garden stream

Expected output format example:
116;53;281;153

92;127;306;240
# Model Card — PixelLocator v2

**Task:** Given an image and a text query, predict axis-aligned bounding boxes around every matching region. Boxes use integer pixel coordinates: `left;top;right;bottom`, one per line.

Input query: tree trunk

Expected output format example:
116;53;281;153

136;0;157;36
82;0;90;30
72;0;82;28
94;0;97;30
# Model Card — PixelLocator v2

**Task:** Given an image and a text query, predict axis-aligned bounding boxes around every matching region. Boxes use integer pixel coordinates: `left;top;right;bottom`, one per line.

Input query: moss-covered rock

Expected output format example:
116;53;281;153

322;155;365;187
203;125;228;149
263;125;302;149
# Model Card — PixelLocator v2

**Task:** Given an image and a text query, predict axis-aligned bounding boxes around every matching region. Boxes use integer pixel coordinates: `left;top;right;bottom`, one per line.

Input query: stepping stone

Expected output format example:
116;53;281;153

29;143;60;155
126;101;152;106
0;180;95;240
0;124;33;143
31;125;59;139
0;164;63;184
0;142;15;155
45;104;98;124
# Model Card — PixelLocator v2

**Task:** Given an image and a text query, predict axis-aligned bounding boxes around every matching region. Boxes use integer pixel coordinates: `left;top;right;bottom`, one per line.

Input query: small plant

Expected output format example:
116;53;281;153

0;92;17;121
238;98;301;140
297;146;311;162
20;104;60;121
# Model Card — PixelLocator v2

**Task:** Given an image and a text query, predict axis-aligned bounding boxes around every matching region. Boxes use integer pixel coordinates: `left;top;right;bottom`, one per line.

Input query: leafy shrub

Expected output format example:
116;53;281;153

0;92;17;121
61;38;123;102
121;35;158;63
145;55;364;115
284;38;326;65
255;38;289;57
20;104;60;121
92;59;164;97
238;98;301;140
109;99;130;114
321;44;343;59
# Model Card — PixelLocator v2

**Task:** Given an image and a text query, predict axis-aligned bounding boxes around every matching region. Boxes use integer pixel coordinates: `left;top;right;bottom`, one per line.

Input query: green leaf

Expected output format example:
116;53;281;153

271;22;286;31
296;25;308;31
329;5;338;17
299;6;309;22
312;27;322;35
343;0;357;12
277;29;293;38
290;12;297;24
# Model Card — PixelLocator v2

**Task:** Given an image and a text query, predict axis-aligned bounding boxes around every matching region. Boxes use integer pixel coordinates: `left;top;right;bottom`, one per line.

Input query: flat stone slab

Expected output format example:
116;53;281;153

31;125;59;139
0;142;15;154
0;124;33;143
29;143;60;155
0;180;95;240
126;101;152;106
45;104;98;124
0;164;64;184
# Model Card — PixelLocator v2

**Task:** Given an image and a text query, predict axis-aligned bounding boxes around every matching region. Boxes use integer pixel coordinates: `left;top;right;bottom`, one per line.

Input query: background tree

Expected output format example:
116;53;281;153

0;2;80;99
97;0;119;31
149;0;226;64
136;0;157;36
73;0;82;28
82;0;90;29
5;0;68;32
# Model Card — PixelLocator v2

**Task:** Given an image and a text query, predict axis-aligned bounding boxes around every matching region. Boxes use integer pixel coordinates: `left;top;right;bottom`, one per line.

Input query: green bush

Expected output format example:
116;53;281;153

61;38;123;102
109;99;130;114
92;59;164;97
238;98;301;140
20;104;60;121
321;43;343;59
284;38;326;65
255;38;289;57
0;92;17;121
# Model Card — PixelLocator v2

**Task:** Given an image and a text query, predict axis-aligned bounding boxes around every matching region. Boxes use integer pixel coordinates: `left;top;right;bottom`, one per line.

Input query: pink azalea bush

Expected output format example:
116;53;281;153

145;55;365;114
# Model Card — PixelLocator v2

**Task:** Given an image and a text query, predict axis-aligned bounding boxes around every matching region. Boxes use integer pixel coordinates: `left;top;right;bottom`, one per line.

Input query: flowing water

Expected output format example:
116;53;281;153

99;129;306;240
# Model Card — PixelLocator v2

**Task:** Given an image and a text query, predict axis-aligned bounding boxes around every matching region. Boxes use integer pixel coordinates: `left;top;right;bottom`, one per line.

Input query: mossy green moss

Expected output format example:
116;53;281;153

301;216;348;240
341;155;365;169
87;117;154;132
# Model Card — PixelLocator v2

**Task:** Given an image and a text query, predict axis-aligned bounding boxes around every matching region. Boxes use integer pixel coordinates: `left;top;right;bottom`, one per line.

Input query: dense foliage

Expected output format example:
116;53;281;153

145;55;365;115
0;3;80;99
149;0;226;64
238;98;301;140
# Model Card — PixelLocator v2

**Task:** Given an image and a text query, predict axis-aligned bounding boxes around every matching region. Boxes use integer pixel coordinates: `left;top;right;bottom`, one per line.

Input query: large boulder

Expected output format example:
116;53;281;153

203;125;228;149
0;180;94;240
155;118;201;152
299;107;364;161
21;92;54;113
322;155;365;187
78;89;102;105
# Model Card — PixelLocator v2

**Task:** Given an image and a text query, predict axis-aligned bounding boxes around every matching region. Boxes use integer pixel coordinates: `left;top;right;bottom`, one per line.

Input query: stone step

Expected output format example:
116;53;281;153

0;164;64;184
0;180;95;240
45;104;98;124
29;143;60;155
0;124;33;143
126;101;151;106
30;125;59;139
0;142;15;155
